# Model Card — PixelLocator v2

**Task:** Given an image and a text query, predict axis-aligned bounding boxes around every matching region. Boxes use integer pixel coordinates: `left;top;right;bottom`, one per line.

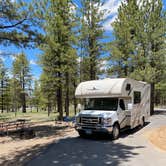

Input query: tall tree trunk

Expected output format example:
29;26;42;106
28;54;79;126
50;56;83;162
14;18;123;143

57;69;63;120
124;65;128;77
57;87;63;120
89;48;96;80
48;102;51;117
22;70;26;113
1;80;4;113
150;83;155;115
73;79;77;115
90;57;96;80
22;93;26;113
65;72;69;117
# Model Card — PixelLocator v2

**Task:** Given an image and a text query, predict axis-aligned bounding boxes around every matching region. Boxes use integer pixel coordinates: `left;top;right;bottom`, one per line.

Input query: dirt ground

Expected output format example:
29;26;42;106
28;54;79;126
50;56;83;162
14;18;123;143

0;110;166;166
0;121;76;166
145;126;166;151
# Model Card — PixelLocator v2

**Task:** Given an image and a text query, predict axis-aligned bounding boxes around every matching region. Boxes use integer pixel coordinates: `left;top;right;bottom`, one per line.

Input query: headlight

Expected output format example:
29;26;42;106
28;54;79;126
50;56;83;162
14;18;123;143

101;118;112;125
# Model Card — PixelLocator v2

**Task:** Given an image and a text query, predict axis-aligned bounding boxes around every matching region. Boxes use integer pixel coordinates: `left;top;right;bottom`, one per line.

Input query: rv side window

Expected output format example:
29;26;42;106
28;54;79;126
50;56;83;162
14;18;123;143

134;91;141;104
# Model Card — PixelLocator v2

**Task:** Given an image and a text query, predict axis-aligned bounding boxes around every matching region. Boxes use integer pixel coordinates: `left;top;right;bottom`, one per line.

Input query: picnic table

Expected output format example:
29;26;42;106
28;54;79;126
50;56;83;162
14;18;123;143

0;119;30;135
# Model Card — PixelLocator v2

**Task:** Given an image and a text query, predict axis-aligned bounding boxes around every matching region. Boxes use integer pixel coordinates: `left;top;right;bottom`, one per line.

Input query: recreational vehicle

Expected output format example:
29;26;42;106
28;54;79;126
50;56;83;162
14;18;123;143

75;78;150;139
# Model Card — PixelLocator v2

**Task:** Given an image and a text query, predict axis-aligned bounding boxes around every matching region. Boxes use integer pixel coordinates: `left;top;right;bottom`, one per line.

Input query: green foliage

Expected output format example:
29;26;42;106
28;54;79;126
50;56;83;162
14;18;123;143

0;61;10;113
109;0;139;77
35;0;77;119
31;80;41;112
12;53;32;113
0;0;41;47
110;0;166;112
79;0;106;80
110;0;166;83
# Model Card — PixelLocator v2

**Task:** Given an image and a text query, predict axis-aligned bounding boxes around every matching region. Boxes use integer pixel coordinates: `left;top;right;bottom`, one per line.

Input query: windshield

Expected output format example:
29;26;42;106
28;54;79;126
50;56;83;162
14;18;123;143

84;98;118;111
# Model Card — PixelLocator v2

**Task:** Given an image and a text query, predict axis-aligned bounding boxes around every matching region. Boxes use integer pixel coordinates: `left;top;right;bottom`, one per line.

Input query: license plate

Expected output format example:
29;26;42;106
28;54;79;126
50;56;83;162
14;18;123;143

85;129;92;135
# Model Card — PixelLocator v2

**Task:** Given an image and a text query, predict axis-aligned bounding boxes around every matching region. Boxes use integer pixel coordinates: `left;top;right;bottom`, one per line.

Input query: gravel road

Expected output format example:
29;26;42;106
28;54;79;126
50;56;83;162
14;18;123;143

27;109;166;166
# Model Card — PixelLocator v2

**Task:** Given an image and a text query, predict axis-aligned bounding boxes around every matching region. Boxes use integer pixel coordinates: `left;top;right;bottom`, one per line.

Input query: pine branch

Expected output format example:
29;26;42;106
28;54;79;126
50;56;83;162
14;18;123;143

0;18;27;29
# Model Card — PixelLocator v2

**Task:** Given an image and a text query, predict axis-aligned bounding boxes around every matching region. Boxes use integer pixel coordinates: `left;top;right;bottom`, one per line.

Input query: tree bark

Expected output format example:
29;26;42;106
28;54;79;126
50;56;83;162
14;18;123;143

22;69;26;113
57;86;63;120
73;79;77;115
48;102;51;117
1;80;4;113
65;72;69;117
22;93;26;113
150;83;155;115
56;69;63;120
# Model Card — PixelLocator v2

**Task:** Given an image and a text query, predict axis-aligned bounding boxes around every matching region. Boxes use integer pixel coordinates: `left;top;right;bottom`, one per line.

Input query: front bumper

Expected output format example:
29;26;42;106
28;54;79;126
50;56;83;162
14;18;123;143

75;124;113;134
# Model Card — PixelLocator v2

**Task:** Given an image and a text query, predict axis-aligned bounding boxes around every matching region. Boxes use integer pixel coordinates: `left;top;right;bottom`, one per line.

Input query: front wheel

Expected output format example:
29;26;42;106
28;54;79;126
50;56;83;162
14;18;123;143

78;131;86;138
112;123;120;140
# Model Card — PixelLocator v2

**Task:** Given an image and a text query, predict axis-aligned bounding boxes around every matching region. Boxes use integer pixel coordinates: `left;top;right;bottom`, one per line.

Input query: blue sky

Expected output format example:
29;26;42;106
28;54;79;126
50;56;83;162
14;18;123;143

0;0;166;81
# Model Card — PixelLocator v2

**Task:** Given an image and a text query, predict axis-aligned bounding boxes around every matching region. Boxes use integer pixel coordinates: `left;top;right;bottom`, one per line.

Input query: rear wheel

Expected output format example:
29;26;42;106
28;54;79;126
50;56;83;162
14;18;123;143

112;123;120;140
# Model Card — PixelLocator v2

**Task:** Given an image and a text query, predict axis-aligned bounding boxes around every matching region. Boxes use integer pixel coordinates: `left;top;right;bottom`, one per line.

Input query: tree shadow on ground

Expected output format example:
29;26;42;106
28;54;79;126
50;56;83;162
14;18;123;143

153;109;166;116
120;122;150;138
0;126;147;166
3;125;69;140
0;143;48;166
23;136;145;166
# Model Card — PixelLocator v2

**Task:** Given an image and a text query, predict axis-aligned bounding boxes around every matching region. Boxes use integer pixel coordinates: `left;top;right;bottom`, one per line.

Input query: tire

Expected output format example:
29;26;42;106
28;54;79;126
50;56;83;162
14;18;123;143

112;123;120;140
140;117;145;128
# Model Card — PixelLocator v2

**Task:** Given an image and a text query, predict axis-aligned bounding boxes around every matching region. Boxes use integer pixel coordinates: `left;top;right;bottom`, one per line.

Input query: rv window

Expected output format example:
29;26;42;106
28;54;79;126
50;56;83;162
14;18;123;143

134;91;141;104
119;99;125;110
84;98;118;111
126;84;131;91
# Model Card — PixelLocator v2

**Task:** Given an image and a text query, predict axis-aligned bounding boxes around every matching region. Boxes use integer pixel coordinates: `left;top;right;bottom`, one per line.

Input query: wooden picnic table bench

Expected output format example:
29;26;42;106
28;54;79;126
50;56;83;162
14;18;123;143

0;119;31;135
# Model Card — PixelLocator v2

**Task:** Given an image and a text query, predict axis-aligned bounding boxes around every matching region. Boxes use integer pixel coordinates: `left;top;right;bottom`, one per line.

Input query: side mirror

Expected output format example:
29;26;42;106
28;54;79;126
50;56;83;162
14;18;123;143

77;103;83;111
127;103;133;110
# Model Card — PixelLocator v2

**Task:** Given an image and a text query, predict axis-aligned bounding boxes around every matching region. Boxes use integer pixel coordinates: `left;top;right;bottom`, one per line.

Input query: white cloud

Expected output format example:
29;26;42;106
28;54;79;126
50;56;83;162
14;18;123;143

100;0;122;31
1;57;6;62
69;2;76;14
10;55;16;61
99;60;109;71
77;57;83;63
100;0;122;19
30;60;37;65
79;0;122;31
103;15;117;31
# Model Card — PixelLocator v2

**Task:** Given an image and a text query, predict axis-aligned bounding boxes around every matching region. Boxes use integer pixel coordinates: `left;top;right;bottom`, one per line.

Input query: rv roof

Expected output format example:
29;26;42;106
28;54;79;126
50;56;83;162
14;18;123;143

75;78;146;98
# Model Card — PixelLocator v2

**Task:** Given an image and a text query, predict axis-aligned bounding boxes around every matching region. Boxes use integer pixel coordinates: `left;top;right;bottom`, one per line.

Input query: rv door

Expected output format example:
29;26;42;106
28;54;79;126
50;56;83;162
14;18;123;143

117;99;126;128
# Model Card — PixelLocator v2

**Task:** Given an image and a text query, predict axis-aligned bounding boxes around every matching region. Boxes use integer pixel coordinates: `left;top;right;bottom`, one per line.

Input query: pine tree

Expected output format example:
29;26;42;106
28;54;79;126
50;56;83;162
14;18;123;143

13;53;31;113
129;0;166;114
109;0;138;77
40;73;56;116
32;80;41;112
79;0;105;80
110;0;166;114
0;0;40;47
0;61;10;113
36;0;77;120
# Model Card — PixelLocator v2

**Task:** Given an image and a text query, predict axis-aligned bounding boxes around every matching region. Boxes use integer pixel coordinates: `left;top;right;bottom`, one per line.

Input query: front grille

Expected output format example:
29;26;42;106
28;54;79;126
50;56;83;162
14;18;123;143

80;117;100;127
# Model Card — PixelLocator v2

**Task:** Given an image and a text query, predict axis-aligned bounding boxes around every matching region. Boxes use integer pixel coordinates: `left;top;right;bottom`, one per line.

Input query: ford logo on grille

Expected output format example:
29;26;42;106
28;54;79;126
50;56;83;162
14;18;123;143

87;119;93;123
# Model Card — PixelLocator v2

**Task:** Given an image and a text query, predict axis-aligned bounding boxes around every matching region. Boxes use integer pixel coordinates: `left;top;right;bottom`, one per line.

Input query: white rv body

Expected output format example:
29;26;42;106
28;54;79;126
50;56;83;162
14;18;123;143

75;78;151;138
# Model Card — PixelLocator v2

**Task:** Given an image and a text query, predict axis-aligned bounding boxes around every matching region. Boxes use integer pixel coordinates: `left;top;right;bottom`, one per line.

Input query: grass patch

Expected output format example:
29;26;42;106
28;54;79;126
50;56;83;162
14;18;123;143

0;107;76;123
